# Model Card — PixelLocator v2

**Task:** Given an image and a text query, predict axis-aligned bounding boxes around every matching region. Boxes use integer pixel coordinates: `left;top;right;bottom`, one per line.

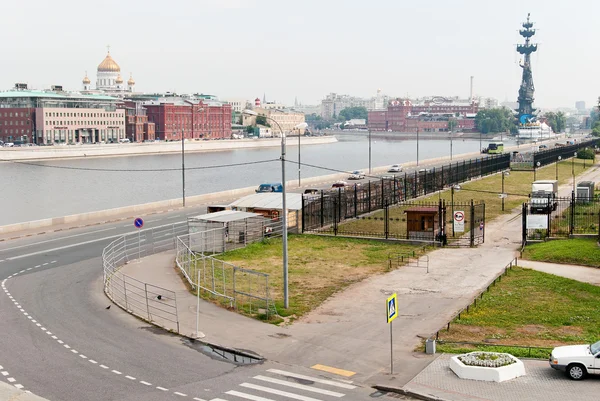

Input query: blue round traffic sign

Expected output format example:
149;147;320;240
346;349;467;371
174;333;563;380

134;217;144;228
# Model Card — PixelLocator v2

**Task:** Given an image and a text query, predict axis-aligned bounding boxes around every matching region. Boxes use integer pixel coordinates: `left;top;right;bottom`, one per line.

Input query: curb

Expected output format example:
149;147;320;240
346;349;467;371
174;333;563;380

373;385;447;401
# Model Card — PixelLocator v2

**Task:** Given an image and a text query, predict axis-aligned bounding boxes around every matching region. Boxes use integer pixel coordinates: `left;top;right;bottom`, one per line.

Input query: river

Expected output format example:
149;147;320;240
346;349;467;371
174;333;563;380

1;133;510;225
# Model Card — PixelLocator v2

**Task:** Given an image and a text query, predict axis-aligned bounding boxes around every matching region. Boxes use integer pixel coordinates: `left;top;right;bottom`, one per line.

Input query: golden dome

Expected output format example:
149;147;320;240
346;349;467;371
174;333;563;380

127;73;135;86
97;52;121;72
82;73;91;84
115;74;124;84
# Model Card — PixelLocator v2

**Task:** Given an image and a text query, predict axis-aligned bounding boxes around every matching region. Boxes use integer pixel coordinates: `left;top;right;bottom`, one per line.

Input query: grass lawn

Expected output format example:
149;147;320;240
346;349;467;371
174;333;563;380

336;158;593;238
522;238;600;267
435;266;600;358
217;234;425;320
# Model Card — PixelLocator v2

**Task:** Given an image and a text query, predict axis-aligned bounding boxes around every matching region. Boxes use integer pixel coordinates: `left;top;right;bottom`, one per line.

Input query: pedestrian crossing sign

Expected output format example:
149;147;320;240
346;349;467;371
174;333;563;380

386;293;398;323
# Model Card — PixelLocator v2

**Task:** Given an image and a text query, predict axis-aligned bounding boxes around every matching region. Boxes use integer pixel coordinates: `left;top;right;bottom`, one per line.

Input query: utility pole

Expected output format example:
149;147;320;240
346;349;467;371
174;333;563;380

182;130;186;207
368;128;372;174
416;127;420;166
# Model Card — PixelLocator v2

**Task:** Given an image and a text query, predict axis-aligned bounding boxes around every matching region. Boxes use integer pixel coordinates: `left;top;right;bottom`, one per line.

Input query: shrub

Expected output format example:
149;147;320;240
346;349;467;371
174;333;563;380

458;352;517;368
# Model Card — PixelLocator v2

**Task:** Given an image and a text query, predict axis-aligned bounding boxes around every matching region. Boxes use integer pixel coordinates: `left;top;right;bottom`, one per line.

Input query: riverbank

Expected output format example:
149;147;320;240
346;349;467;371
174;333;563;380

0;136;337;161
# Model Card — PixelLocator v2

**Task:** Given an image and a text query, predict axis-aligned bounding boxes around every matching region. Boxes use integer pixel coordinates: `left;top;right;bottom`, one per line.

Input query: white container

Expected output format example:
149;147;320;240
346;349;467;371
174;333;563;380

449;352;526;382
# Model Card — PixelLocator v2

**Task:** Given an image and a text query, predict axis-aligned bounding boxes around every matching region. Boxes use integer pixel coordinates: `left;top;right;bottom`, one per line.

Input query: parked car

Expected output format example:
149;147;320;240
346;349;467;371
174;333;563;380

539;144;548;150
388;164;403;173
303;188;319;195
549;340;600;380
3;142;14;147
348;171;365;180
256;183;283;193
331;181;348;189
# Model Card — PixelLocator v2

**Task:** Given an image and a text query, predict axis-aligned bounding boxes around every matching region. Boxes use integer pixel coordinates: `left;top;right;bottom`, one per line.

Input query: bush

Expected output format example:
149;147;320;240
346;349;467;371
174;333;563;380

577;148;596;160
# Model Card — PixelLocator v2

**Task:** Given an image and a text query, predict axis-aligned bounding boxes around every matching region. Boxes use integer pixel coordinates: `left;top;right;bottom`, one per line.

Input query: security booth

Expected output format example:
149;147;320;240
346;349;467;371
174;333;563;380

404;206;439;241
228;192;302;232
576;181;595;203
187;210;266;253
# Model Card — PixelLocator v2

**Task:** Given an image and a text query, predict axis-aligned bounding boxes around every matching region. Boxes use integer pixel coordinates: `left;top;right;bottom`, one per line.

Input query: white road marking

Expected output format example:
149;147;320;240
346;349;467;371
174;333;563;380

14;384;24;389
125;375;136;380
226;390;274;401
46;331;52;335
0;227;118;253
70;349;78;354
1;372;8;376
64;344;71;349
36;323;42;327
193;398;206;401
156;387;168;391
240;383;322;401
266;369;356;389
253;375;344;397
42;263;48;266
35;265;41;268
26;268;32;270
100;365;109;369
7;377;15;383
112;370;122;375
140;381;152;386
50;261;57;264
51;336;58;339
79;354;87;359
89;360;98;364
174;392;187;396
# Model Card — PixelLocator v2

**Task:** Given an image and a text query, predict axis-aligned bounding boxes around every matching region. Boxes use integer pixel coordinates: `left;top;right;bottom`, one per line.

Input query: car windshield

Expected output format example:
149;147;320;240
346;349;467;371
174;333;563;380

258;185;272;192
591;340;600;354
352;171;360;174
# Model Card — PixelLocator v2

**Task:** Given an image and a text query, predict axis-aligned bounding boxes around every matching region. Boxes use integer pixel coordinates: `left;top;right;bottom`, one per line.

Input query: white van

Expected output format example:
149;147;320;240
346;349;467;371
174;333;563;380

3;142;14;147
118;138;131;143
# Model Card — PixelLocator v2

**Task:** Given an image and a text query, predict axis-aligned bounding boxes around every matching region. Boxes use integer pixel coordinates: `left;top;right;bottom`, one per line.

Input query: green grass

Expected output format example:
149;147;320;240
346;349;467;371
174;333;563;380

435;266;600;356
522;238;600;267
216;234;424;319
336;158;593;237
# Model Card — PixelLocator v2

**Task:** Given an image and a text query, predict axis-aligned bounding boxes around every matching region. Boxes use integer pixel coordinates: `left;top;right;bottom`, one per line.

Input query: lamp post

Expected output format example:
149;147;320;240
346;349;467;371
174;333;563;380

243;110;305;309
572;152;577;193
556;156;562;180
416;126;420;166
450;126;453;161
296;122;308;187
368;128;372;174
182;131;185;207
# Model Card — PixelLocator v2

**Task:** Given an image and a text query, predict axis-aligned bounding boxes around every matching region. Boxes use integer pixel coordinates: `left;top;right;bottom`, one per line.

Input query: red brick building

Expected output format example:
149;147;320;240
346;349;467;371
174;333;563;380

0;108;36;144
368;98;479;133
124;101;155;142
145;101;232;141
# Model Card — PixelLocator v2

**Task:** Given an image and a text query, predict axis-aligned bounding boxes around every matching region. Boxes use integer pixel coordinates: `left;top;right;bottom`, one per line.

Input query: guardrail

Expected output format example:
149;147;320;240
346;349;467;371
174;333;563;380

102;222;187;332
388;249;430;272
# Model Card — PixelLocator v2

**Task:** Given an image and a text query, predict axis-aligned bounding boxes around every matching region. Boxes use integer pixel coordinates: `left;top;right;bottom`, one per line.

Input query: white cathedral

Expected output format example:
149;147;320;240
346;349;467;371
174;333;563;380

82;50;136;95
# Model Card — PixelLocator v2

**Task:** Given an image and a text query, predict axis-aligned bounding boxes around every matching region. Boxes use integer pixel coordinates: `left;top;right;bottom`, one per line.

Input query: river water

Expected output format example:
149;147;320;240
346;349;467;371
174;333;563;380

1;133;510;225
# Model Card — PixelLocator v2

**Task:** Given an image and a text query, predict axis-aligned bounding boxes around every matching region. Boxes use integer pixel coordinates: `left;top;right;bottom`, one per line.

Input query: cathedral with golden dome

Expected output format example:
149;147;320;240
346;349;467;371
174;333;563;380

82;49;136;94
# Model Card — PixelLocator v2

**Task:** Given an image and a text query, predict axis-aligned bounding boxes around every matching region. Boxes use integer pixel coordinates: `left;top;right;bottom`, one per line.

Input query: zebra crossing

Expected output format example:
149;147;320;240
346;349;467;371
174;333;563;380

210;368;359;401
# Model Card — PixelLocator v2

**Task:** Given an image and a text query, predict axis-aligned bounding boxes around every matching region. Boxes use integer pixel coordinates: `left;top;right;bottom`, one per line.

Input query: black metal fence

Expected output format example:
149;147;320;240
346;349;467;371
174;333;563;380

523;194;600;241
533;138;600;169
302;154;504;245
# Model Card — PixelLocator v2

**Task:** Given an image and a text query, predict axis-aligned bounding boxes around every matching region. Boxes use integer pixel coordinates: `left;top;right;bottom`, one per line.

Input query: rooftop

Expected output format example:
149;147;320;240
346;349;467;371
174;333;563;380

0;90;119;101
188;210;261;223
229;192;303;211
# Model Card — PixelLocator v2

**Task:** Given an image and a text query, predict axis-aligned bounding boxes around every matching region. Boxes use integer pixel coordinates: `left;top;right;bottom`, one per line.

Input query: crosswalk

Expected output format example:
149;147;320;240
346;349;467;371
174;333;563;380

210;368;359;401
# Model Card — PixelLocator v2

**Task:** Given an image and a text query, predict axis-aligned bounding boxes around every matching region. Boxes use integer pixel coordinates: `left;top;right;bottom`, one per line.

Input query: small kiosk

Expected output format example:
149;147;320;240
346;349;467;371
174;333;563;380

404;206;439;240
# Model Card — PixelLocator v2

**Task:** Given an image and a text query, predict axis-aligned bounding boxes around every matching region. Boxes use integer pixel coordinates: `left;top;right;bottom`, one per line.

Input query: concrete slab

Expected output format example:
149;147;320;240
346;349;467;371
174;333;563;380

0;382;49;401
520;260;600;286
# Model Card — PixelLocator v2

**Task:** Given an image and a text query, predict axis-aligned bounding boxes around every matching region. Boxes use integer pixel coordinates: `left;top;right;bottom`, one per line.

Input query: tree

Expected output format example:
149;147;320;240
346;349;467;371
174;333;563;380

305;113;331;130
447;118;457;132
256;115;270;127
338;106;368;122
544;111;566;133
475;108;515;134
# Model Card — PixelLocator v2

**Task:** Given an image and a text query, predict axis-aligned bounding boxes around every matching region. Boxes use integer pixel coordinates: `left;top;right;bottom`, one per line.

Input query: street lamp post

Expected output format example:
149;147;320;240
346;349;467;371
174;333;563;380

242;110;305;309
368;128;372;174
182;130;186;207
416;127;420;166
450;127;453;161
572;152;577;193
556;156;562;180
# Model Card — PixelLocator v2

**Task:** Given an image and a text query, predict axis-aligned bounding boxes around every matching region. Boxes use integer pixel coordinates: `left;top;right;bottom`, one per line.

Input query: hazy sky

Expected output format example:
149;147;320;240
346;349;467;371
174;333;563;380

3;0;598;109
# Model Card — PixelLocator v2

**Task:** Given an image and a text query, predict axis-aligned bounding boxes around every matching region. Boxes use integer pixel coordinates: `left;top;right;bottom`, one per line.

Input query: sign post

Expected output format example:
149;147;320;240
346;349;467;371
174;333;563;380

386;293;398;374
453;211;465;233
134;217;144;261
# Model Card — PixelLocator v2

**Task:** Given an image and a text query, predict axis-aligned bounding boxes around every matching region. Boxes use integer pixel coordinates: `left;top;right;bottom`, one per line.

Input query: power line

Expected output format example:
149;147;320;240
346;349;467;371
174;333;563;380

0;157;279;172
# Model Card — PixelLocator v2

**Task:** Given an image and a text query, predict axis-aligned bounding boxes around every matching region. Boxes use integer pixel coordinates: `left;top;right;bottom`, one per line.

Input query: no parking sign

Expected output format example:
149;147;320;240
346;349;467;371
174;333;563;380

453;211;465;233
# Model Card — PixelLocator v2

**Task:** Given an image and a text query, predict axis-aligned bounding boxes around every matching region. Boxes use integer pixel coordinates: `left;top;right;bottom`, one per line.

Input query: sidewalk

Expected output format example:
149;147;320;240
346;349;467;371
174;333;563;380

119;159;600;393
519;260;600;286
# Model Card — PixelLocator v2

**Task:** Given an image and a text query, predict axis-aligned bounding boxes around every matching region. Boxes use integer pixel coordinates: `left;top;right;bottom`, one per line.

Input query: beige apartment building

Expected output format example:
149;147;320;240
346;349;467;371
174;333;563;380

243;107;306;136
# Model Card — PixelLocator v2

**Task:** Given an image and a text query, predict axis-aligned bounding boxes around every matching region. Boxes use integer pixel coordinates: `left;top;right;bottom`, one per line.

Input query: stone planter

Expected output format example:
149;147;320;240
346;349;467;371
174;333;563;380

449;352;526;382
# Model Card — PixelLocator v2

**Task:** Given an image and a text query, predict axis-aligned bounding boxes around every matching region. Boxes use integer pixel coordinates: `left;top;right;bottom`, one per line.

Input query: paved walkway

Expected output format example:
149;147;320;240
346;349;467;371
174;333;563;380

520;260;600;286
404;354;600;401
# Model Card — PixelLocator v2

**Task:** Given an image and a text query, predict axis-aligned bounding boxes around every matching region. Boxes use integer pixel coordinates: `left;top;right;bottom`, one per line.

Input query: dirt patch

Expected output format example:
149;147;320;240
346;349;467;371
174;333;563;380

516;325;547;334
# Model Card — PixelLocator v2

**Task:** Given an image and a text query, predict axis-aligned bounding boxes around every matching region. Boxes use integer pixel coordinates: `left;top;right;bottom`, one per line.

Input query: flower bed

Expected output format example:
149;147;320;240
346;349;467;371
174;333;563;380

458;352;516;368
450;352;526;382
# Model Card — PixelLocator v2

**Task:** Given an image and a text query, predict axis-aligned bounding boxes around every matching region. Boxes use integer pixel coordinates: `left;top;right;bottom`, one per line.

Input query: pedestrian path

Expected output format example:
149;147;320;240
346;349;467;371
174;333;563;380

208;368;361;401
519;260;600;286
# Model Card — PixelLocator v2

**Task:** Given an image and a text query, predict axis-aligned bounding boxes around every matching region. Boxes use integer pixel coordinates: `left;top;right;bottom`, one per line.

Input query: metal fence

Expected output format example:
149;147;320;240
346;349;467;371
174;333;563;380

533;138;600;169
523;195;600;241
175;224;280;319
102;222;188;332
302;154;506;243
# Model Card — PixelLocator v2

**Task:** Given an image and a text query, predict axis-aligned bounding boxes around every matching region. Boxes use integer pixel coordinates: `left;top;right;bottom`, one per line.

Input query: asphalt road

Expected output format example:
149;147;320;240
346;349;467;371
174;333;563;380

2;138;581;401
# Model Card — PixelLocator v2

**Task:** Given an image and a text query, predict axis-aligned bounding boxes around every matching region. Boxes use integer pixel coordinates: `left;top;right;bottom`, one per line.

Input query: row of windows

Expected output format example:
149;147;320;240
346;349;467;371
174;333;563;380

0;120;30;126
2;111;31;118
45;120;124;126
2;129;29;134
45;111;121;118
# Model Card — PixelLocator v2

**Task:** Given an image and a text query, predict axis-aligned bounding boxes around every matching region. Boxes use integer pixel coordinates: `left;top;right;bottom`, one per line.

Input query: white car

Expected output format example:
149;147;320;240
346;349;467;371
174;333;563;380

549;340;600;380
388;164;403;173
348;171;365;180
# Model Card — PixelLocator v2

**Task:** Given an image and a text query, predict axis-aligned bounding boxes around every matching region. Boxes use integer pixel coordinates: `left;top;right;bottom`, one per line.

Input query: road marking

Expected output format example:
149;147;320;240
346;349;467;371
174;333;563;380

7;377;15;383
26;268;32;270
240;383;322;401
112;370;122;375
42;262;48;266
14;384;24;389
253;375;344;397
266;369;356;389
226;390;274;401
0;227;117;253
89;360;98;364
46;331;52;335
63;344;70;349
193;398;206;401
174;392;187;396
125;375;136;380
79;354;87;359
35;265;41;268
156;387;168;391
70;349;78;354
100;365;109;369
51;336;58;339
140;381;152;386
310;364;356;377
1;371;8;376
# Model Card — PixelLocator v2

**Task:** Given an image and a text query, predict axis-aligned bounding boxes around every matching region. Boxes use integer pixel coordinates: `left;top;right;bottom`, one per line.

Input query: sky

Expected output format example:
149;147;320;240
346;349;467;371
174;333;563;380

2;0;599;110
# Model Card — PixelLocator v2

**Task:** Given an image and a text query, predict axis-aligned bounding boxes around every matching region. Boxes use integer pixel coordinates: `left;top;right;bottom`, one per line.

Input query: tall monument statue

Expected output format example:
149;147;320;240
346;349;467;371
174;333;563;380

516;13;538;125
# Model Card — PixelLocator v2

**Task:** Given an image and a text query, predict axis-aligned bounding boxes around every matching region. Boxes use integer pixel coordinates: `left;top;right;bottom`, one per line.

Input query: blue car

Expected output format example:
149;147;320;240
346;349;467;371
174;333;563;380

256;183;283;193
